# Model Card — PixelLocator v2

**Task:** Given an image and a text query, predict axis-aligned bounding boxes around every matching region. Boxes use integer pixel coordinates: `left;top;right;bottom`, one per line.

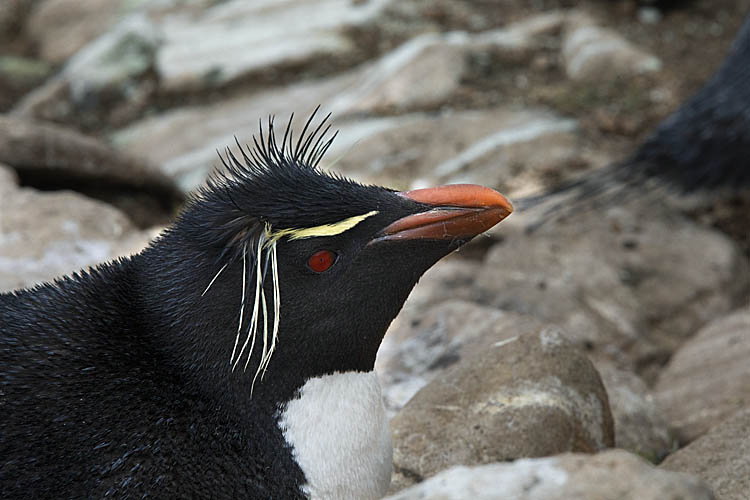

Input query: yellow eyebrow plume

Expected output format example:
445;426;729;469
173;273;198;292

267;210;379;242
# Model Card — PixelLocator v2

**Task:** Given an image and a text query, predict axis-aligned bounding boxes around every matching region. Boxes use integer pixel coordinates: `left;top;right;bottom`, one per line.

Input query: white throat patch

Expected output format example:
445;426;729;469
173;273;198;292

278;371;392;500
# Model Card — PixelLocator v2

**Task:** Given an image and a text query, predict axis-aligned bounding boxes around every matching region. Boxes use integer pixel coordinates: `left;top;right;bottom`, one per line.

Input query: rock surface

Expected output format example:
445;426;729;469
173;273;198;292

562;13;662;81
654;307;750;444
155;0;389;92
390;327;614;491
25;0;126;65
385;450;715;500
378;301;528;416
0;115;176;194
477;203;750;381
0;56;51;112
661;407;750;500
0;115;181;226
114;77;581;195
14;14;161;128
597;364;673;462
328;11;566;116
333;107;581;193
0;164;151;293
111;74;360;191
328;32;469;115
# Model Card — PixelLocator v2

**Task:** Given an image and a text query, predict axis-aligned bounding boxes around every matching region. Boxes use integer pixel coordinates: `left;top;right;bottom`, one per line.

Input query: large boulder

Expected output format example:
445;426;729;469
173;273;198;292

390;326;614;491
155;0;390;92
378;300;530;416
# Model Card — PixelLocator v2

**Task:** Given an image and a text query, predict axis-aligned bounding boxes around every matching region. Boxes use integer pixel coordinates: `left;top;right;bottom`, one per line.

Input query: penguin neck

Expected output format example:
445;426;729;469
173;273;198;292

223;343;381;417
131;242;386;418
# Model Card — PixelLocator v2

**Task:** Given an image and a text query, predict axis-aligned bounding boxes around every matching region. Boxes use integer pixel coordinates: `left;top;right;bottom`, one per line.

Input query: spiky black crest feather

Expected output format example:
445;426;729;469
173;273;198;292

190;107;391;237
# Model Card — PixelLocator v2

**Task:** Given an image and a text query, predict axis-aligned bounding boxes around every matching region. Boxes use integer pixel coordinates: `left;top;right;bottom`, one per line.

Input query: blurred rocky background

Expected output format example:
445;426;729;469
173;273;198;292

1;0;748;498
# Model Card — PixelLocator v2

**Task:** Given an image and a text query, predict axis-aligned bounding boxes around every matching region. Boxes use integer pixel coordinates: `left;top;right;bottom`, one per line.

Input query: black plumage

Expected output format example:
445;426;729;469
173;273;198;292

1;111;510;498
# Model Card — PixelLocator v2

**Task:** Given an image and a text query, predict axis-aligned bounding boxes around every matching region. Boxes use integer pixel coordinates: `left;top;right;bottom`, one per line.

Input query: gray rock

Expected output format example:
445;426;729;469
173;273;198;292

112;16;583;193
64;14;161;104
332;108;581;193
14;14;161;127
390;327;614;491
377;300;521;416
562;12;662;81
111;72;364;192
327;12;566;116
0;164;151;292
661;407;750;500
0;161;19;194
25;0;126;65
0;115;178;198
655;307;750;443
469;11;565;49
328;32;469;116
0;116;181;227
477;203;750;381
0;55;51;112
429;112;577;187
386;450;714;500
155;0;389;92
597;364;673;462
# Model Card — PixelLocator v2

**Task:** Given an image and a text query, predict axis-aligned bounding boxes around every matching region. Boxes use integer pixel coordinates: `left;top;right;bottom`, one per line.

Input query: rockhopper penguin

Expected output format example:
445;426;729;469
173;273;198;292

0;111;513;499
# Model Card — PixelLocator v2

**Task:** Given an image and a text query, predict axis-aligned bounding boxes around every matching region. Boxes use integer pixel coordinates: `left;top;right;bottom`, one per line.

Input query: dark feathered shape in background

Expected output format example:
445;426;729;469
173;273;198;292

632;15;750;192
521;15;750;214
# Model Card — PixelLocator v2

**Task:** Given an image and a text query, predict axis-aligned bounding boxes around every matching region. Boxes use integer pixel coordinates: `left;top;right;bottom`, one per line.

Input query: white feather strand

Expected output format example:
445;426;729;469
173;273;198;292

201;262;228;297
233;233;265;372
229;245;247;367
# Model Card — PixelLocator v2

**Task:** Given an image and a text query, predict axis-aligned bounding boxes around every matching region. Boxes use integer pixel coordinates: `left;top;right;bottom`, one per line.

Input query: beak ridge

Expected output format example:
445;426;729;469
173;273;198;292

400;184;513;212
378;184;513;242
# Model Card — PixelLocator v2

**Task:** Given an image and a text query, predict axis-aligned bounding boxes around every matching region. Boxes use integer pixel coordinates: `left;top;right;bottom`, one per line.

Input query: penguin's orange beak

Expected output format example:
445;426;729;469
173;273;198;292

378;184;513;241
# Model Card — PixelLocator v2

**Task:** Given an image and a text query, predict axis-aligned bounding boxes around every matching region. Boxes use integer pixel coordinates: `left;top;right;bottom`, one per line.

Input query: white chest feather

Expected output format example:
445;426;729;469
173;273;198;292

278;371;392;500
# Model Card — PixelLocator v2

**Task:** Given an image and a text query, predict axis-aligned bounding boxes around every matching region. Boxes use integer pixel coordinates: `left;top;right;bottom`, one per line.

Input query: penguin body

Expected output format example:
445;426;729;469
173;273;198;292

1;263;306;498
1;113;512;498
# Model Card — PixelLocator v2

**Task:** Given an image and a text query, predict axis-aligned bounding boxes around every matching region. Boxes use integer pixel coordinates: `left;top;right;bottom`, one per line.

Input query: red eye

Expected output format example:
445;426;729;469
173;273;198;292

308;250;336;273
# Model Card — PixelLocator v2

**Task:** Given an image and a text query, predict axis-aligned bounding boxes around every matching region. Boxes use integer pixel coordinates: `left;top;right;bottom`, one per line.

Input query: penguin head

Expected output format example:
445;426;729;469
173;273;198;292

142;112;512;407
